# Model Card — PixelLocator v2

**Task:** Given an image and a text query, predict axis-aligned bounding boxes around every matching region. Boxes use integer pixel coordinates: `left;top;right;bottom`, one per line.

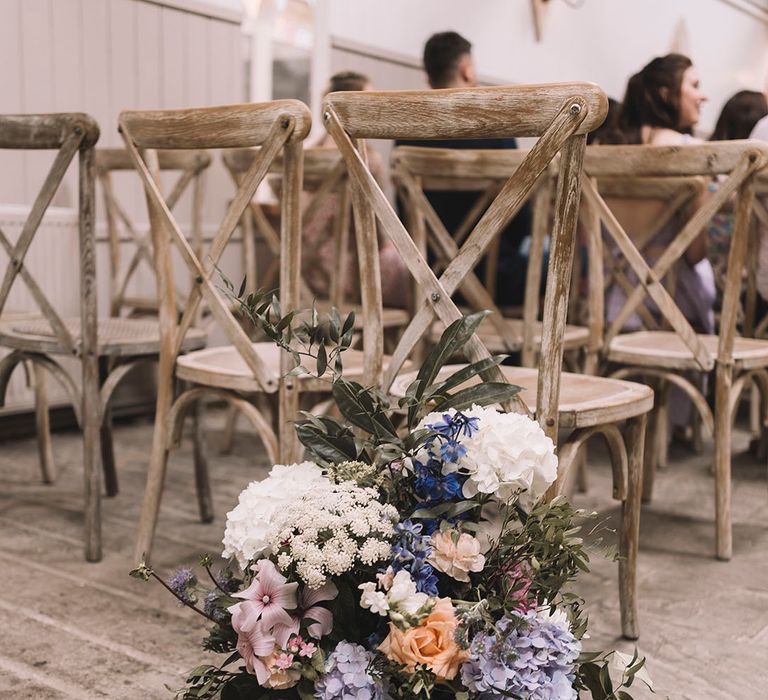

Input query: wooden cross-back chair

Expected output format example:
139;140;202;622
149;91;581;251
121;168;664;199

120;100;340;564
581;140;768;561
222;145;410;330
392;146;589;368
96;148;211;319
324;83;654;639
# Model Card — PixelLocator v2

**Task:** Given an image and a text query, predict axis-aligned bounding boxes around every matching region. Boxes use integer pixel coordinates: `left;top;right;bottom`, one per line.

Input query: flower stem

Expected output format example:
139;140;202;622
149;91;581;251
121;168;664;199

150;571;220;625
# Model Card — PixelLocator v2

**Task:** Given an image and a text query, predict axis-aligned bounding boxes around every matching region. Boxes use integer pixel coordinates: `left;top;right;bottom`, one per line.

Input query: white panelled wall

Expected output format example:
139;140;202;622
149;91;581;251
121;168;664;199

325;0;768;136
0;0;245;413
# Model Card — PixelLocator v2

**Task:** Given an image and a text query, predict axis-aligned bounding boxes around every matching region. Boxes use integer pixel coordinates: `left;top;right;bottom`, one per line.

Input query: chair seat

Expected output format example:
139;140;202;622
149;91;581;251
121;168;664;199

429;317;589;353
0;318;206;357
389;365;653;429
607;331;768;371
176;342;394;394
312;301;410;330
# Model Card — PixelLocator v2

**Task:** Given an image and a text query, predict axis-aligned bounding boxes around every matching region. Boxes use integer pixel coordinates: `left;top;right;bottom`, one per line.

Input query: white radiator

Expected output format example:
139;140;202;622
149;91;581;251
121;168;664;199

0;205;80;414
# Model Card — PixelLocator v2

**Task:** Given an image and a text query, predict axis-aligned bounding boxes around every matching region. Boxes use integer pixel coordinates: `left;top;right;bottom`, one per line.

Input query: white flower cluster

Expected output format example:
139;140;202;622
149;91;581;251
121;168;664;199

270;480;398;589
418;405;558;506
221;461;327;568
359;569;434;627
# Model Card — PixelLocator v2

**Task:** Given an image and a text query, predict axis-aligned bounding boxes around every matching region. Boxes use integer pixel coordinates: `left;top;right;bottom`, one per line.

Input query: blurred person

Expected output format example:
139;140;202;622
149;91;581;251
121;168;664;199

305;70;409;307
398;31;533;309
707;91;768;302
607;54;713;439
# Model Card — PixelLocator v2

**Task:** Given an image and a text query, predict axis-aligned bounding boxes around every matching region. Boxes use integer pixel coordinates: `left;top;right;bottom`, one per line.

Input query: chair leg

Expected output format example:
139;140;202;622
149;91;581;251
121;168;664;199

655;381;669;469
82;355;103;563
30;363;56;484
99;358;118;497
714;364;733;561
642;403;662;504
134;363;176;565
619;412;646;640
575;450;588;493
219;403;239;455
192;398;213;523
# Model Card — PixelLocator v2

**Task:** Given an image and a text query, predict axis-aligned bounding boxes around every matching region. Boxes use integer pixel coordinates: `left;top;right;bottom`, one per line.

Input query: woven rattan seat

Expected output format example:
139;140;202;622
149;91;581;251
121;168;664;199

391;365;653;429
608;331;768;371
0;318;206;357
429;317;590;354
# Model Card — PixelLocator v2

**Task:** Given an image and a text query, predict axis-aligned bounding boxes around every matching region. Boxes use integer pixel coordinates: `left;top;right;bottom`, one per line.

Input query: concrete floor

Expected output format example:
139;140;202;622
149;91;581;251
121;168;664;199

0;412;766;699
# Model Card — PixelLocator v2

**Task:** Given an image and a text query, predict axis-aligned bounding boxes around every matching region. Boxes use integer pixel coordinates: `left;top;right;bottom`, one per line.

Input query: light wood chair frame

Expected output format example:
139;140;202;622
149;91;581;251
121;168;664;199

119;101;312;564
0;113;102;561
96;148;211;318
322;84;652;639
391;145;590;368
582;141;768;561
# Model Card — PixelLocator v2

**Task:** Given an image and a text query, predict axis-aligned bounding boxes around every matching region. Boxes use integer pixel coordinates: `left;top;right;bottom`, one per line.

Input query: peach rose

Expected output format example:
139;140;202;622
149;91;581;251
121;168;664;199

378;598;469;680
429;530;485;583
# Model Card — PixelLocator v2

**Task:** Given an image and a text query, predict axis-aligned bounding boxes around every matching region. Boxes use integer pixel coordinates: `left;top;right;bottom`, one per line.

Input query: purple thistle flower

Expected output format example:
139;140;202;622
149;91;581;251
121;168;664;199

169;567;197;606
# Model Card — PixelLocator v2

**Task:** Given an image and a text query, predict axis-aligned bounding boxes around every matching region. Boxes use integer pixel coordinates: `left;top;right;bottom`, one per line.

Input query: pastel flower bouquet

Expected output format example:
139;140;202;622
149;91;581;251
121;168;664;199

132;299;652;700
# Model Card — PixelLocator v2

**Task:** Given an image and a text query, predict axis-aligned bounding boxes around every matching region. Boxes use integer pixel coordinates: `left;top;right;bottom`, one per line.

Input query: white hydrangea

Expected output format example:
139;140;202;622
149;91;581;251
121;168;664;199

271;480;398;588
417;404;558;506
221;461;326;568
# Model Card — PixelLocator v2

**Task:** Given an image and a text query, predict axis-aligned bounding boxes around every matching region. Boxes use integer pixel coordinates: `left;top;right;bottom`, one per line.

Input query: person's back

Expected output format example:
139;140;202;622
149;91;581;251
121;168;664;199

396;31;532;308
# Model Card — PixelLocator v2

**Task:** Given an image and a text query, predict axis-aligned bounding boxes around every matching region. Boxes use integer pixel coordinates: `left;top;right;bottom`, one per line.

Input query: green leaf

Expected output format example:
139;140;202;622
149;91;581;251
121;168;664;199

317;342;327;376
408;311;487;426
295;422;358;464
431;382;522;412
425;354;508;398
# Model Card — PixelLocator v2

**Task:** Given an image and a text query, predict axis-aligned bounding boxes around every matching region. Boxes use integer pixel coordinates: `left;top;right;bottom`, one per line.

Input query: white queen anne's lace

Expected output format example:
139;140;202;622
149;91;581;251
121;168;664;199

221;461;326;568
270;480;398;588
417;405;558;506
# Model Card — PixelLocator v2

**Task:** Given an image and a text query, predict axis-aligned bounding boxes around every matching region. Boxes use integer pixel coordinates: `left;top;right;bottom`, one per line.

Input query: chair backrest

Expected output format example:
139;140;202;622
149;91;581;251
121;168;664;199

0;113;99;356
222;146;352;307
582;141;768;371
323;83;608;441
95;148;211;318
119;101;311;397
391;145;557;366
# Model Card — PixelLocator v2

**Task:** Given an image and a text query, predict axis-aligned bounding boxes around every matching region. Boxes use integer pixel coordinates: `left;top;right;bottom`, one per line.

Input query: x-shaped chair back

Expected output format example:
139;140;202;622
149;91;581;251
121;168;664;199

323;83;607;440
0;112;101;560
745;169;768;338
96;148;210;318
223;146;352;306
588;175;707;334
392;145;557;365
582;141;768;371
119;101;311;394
0;114;100;356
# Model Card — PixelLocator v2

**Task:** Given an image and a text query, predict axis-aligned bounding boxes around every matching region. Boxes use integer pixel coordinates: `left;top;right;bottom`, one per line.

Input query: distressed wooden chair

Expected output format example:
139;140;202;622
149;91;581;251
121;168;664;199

324;83;653;639
0;115;117;560
581;140;768;561
96;148;211;318
392;146;588;368
120;100;335;564
223;145;410;329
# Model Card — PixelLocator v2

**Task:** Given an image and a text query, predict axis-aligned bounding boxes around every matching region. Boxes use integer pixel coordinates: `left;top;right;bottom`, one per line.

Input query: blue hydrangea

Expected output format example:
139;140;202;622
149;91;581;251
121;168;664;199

315;642;387;700
460;610;581;700
390;520;438;596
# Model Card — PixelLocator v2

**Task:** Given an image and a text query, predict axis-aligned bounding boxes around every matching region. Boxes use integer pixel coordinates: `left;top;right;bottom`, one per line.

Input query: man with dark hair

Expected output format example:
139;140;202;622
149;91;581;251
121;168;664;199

397;31;533;309
423;31;475;89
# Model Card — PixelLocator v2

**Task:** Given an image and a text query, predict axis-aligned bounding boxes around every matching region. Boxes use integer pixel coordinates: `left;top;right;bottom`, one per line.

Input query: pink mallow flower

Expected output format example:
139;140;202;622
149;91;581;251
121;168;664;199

506;562;535;611
228;605;276;683
272;580;338;647
231;559;299;631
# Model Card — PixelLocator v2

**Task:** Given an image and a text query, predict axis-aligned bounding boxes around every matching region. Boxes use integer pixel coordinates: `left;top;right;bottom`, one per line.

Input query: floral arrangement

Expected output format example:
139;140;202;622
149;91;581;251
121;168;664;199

132;298;652;700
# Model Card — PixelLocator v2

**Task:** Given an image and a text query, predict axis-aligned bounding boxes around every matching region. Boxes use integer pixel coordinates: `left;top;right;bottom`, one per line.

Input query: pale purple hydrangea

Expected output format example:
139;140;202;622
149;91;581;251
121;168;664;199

315;642;387;700
460;610;581;699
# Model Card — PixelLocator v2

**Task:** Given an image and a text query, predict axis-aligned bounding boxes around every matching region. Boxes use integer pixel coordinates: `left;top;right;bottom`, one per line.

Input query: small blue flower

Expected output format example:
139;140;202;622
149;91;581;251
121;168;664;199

439;439;468;464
